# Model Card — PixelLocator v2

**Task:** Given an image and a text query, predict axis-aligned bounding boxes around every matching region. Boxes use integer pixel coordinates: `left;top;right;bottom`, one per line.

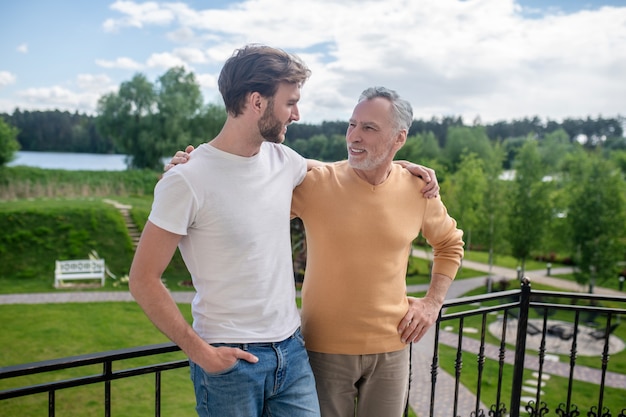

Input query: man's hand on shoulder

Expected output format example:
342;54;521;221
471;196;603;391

164;144;195;172
394;160;439;198
306;158;327;171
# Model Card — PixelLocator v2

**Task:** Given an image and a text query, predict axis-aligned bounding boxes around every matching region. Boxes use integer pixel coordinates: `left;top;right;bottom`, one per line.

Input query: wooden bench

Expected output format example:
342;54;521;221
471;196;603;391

54;259;106;288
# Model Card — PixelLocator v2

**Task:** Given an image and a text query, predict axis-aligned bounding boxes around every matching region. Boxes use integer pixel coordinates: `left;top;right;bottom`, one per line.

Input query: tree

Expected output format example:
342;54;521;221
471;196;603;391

443;126;493;172
320;134;347;162
396;132;441;163
0;117;20;166
189;104;227;145
96;67;203;170
501;136;528;170
289;134;346;162
565;152;626;292
608;149;626;176
539;128;572;173
153;67;204;158
3;109;110;153
476;142;508;276
444;153;487;255
97;73;156;169
507;140;551;276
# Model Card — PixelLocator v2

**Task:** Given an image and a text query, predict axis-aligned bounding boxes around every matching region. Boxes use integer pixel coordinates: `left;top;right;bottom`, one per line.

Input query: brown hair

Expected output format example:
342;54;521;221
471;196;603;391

218;44;311;116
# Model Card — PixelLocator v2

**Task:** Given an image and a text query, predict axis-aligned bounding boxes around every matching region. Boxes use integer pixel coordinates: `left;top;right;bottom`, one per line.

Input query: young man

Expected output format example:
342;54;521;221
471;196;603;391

129;44;320;417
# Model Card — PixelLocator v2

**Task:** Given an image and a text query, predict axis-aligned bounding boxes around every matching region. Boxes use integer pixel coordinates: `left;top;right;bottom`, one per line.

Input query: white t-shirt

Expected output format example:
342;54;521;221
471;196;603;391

149;142;307;343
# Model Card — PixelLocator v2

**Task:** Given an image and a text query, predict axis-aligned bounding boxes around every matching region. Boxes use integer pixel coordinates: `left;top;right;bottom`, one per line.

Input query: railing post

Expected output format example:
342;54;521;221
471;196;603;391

49;390;55;417
104;361;112;417
510;277;531;417
156;371;162;417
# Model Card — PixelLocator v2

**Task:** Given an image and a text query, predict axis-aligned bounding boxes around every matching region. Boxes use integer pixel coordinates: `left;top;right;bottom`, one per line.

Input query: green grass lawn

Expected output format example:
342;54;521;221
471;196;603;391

406;255;485;286
0;302;196;417
462;249;565;272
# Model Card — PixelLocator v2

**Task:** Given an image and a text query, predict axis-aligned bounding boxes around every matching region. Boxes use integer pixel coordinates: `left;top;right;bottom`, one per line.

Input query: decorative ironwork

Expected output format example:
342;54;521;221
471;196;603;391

475;314;488;413
527;399;550;417
534;311;549;411
555;401;579;417
586;405;611;417
488;402;507;417
494;313;508;413
470;408;486;417
453;317;465;417
596;314;615;414
429;311;442;417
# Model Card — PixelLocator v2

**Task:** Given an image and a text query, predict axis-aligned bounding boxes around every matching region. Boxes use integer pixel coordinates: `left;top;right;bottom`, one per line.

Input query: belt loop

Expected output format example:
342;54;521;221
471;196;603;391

241;343;249;351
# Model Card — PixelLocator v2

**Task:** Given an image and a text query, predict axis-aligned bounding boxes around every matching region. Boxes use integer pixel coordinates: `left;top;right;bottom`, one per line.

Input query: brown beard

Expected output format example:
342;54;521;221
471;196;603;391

258;98;284;143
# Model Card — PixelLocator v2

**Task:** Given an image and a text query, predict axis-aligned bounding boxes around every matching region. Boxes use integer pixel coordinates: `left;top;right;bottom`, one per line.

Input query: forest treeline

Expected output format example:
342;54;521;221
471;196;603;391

1;110;115;154
1;108;623;163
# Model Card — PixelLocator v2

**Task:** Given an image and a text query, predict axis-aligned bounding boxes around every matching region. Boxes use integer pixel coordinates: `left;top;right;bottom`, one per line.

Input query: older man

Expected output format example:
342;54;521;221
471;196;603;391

291;87;464;417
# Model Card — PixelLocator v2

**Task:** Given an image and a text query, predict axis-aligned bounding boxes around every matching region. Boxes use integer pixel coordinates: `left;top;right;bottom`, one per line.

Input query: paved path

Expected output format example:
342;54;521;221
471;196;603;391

1;251;624;416
0;291;194;304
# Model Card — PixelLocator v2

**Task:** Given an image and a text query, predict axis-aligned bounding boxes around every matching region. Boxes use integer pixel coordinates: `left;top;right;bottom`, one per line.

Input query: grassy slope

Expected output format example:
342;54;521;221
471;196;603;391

0;196;190;292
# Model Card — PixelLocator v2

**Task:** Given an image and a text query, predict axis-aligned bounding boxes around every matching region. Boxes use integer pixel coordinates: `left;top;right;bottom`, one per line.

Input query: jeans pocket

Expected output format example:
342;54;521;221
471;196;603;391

204;359;241;376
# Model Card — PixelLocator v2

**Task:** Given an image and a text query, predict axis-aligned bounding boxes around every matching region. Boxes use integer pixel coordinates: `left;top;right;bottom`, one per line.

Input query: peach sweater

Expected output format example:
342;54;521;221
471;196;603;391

291;161;464;354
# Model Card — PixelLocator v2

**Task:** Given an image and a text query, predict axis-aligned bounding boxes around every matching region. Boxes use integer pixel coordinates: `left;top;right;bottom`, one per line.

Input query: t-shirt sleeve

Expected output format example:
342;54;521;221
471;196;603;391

281;144;307;188
148;171;197;236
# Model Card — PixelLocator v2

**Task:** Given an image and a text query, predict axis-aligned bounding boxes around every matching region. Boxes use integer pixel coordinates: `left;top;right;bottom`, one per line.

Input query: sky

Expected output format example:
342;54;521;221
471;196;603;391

1;0;625;125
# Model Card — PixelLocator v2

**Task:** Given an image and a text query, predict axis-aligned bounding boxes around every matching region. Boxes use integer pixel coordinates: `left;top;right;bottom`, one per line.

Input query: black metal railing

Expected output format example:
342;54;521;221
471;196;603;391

2;278;626;417
422;277;626;417
0;343;188;417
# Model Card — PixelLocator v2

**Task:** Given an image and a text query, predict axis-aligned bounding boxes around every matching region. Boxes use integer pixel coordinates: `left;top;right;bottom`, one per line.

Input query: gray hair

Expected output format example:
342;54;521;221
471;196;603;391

358;87;413;132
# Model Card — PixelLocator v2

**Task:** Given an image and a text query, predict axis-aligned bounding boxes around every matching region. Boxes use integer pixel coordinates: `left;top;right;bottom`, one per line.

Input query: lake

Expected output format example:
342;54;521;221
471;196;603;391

9;151;133;171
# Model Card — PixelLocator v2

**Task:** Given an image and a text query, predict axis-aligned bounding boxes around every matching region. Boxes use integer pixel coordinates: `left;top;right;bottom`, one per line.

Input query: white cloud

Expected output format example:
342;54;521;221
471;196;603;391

13;73;118;115
97;0;626;122
195;73;217;89
96;57;143;70
103;0;176;32
146;52;187;69
16;43;28;54
166;26;196;43
6;0;625;123
173;47;207;64
18;86;81;106
76;74;114;91
0;71;17;88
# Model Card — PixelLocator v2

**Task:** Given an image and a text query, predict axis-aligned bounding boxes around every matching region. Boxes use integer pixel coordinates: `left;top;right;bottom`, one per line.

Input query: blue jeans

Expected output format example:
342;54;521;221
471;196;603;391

190;328;320;417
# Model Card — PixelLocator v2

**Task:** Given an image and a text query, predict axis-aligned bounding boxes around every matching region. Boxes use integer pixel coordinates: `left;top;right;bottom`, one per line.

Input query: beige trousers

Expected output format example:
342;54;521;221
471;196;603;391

307;347;410;417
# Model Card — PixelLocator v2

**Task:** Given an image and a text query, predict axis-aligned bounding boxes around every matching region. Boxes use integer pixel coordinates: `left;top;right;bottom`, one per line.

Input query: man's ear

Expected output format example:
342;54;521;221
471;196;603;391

248;92;265;115
395;129;407;149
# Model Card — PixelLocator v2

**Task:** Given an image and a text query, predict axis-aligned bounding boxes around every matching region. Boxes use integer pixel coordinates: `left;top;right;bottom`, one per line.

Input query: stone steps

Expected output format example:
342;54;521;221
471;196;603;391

103;199;140;249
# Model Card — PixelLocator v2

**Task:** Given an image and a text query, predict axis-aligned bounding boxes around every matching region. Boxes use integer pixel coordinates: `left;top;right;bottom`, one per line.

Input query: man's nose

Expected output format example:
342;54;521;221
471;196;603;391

347;128;360;143
291;105;300;122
